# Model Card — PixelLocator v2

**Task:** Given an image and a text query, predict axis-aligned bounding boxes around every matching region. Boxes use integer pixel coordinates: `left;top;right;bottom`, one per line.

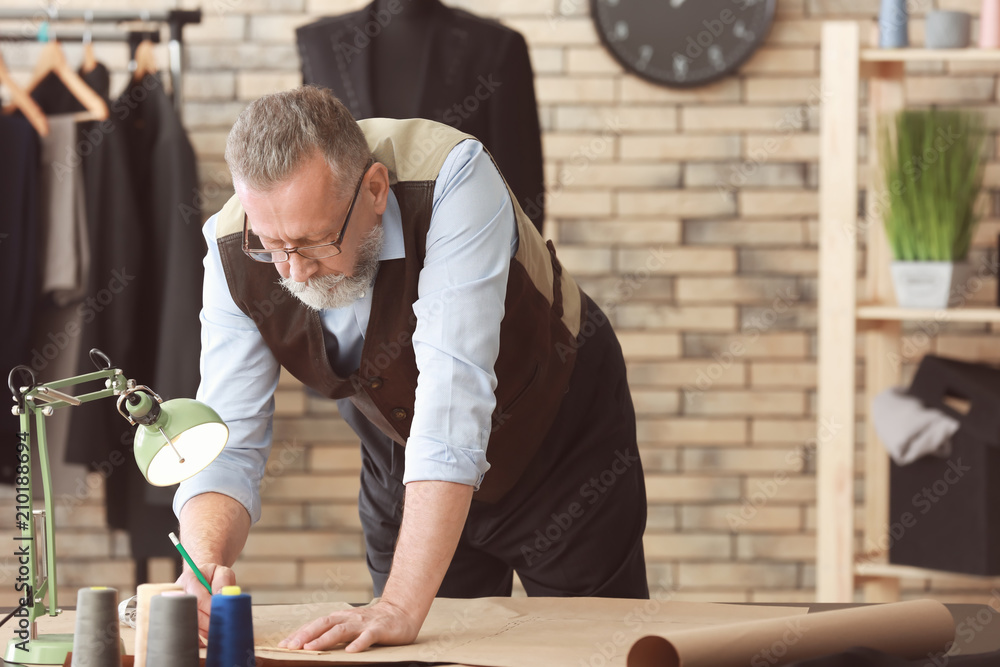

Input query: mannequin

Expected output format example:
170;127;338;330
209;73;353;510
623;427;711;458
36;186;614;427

297;2;547;232
370;0;444;119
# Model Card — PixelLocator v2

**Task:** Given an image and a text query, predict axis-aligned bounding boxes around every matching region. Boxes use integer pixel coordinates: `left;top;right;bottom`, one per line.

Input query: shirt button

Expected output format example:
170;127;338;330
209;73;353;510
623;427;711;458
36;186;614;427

368;377;383;390
391;408;407;421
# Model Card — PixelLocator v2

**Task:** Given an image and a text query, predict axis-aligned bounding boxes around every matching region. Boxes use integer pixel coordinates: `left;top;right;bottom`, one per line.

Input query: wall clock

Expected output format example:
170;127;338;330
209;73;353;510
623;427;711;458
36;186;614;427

590;0;777;88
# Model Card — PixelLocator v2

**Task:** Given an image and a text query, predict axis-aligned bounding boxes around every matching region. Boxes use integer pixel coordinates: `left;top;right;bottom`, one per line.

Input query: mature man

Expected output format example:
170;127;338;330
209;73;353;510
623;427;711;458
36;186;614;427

175;86;647;652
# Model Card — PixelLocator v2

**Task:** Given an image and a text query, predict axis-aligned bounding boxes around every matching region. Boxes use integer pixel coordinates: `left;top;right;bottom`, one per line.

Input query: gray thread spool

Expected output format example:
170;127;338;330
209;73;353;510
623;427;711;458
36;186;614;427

146;592;200;667
926;10;972;48
71;587;122;667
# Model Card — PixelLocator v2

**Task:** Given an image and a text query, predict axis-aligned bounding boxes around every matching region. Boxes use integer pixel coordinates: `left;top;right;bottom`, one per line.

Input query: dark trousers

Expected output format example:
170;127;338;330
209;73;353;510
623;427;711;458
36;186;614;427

338;297;648;599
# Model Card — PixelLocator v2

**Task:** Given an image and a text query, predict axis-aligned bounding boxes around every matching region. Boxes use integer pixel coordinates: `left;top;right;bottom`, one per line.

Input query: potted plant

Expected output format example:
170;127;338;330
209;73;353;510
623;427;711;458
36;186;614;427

880;108;986;309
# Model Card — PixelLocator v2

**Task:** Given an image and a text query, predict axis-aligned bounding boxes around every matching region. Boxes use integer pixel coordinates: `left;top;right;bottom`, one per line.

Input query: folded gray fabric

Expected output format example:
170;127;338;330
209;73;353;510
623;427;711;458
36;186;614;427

872;387;959;465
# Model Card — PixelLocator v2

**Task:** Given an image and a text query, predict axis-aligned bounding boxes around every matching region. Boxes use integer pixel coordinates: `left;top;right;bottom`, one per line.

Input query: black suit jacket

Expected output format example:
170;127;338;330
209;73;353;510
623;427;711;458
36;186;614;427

296;2;546;232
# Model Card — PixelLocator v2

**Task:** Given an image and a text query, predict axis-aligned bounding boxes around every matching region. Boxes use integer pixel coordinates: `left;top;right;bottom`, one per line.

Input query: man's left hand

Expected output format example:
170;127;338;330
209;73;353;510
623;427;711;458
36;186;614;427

277;598;421;652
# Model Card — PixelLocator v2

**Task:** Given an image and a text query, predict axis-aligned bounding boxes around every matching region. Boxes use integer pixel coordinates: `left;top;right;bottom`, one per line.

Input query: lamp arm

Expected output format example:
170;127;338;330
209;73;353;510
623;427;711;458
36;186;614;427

7;364;133;632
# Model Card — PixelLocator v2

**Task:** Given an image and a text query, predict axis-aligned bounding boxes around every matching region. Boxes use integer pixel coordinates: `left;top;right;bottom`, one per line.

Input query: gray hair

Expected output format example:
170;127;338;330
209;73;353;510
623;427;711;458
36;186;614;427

225;86;371;196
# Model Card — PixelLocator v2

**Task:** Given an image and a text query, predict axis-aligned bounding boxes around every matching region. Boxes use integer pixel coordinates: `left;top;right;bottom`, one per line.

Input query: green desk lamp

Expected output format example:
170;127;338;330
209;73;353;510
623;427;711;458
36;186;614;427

2;349;229;665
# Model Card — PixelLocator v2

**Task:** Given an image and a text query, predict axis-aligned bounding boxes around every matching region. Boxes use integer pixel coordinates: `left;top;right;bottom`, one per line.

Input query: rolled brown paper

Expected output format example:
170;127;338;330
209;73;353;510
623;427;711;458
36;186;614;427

134;583;183;667
628;599;955;667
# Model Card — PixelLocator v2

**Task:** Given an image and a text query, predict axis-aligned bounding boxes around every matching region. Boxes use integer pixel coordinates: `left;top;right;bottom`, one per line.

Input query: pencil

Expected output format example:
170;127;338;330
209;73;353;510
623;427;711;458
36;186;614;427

169;531;213;594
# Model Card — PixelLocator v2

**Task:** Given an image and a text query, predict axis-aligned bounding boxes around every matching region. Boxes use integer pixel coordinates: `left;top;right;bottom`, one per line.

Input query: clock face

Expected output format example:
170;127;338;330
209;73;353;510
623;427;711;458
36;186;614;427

590;0;776;88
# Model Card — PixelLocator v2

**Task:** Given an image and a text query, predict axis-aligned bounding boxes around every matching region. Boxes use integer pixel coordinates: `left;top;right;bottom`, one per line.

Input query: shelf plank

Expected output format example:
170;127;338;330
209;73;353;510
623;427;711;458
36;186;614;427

861;48;1000;62
856;305;1000;323
856;561;1000;584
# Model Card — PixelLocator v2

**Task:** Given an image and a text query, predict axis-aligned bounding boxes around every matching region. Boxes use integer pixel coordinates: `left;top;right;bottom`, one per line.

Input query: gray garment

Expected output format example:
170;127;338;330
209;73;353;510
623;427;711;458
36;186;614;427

38;114;89;306
872;387;959;465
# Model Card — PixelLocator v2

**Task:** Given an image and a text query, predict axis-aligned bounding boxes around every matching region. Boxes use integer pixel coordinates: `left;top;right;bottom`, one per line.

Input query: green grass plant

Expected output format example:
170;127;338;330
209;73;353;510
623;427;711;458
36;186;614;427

879;109;985;262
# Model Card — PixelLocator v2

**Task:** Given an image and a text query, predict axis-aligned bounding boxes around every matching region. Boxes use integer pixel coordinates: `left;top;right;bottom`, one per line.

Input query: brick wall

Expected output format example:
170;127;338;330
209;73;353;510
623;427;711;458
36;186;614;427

3;0;1000;609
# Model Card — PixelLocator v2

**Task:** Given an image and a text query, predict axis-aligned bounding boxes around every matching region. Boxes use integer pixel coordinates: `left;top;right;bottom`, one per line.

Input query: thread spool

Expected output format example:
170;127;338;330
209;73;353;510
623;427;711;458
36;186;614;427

146;592;200;667
879;0;909;47
982;0;1000;47
71;586;123;667
134;583;183;667
206;586;257;667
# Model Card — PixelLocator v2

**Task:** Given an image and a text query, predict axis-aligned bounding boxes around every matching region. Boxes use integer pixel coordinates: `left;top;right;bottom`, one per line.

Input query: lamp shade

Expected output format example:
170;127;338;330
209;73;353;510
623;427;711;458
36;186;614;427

132;398;229;486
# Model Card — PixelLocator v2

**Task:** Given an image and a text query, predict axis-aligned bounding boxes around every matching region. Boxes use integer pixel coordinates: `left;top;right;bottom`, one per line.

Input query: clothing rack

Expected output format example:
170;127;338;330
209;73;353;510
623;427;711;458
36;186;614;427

0;8;201;118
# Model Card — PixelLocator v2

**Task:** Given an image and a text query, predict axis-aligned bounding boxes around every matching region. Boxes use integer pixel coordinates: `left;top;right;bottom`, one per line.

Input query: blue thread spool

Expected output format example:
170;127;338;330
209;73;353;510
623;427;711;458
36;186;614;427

205;586;256;667
879;0;909;48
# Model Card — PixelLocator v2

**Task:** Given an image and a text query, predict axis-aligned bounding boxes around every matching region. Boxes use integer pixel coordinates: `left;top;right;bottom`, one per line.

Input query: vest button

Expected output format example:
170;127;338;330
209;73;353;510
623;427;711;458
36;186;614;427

368;377;383;390
391;408;407;421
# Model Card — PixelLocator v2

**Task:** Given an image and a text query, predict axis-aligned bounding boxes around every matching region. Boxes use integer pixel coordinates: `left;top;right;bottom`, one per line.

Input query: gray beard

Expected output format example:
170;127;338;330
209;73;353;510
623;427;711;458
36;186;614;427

279;224;384;311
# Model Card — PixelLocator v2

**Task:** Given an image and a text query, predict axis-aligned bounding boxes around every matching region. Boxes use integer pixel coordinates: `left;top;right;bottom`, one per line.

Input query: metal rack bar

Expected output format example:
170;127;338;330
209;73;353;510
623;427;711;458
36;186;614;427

0;8;201;119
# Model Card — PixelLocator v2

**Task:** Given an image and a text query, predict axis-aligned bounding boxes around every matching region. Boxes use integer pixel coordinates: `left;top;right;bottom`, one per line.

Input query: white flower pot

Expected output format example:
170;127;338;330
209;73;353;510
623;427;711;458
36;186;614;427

890;261;970;309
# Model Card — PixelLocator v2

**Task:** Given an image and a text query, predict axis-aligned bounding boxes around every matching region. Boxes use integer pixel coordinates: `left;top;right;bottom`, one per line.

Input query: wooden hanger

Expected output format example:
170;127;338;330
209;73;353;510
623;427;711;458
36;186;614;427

26;39;109;121
0;50;49;137
131;39;157;83
81;12;98;74
81;39;98;75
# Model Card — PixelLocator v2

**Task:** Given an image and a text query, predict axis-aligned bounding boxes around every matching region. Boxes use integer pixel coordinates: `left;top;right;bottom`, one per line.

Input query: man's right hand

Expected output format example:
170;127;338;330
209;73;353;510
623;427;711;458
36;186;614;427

176;562;238;644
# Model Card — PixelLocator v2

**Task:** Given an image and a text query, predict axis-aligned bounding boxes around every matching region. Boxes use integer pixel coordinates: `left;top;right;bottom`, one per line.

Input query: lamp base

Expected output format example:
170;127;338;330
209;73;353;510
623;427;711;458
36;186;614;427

4;633;74;665
2;633;124;665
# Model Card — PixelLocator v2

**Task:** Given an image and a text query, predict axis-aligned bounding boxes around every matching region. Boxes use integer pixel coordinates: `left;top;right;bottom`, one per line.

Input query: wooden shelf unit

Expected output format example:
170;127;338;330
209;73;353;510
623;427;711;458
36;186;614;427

817;22;1000;602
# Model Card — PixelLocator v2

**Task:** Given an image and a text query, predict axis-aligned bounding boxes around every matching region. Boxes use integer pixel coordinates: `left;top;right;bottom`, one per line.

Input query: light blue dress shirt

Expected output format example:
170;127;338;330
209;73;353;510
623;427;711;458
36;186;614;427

173;139;518;524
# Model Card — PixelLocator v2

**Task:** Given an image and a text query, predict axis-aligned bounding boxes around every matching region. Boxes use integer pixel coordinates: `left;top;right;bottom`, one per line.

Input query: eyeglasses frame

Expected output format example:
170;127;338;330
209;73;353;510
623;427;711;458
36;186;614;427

242;158;375;264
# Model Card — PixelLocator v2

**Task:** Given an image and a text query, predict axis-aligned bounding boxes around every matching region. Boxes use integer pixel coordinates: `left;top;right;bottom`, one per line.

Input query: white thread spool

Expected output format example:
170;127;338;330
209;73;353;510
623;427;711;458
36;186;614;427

134;583;183;667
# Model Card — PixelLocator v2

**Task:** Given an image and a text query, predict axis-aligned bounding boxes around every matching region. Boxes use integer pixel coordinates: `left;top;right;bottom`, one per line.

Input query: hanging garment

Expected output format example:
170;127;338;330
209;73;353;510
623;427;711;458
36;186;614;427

872;386;959;465
0;115;40;485
296;1;547;232
37;114;89;306
108;73;203;565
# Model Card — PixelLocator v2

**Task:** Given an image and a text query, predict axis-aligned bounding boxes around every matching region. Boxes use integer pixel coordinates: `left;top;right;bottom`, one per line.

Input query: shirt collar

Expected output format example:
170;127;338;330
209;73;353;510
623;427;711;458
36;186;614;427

379;188;405;262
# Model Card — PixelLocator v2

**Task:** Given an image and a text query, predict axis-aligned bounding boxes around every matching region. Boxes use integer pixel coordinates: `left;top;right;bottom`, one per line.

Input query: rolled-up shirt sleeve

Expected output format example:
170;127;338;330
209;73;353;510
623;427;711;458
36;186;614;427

172;213;280;525
403;140;518;489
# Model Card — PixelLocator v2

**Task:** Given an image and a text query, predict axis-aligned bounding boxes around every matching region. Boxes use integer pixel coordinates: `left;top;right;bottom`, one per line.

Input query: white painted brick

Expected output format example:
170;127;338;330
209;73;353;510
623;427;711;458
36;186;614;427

644;534;732;560
742;48;818;74
557;219;682;244
621;135;740;160
530;47;564;74
682;105;809;132
628;359;746;387
184;15;247;43
249;13;316;42
535;75;616;103
617;247;736;274
557;163;681;188
620;76;741;104
616;305;737;331
906;76;996;104
183;73;237;101
631;390;681;415
186;43;299;70
553;246;614;275
618;332;682;358
645;475;742;502
547;190;613;218
743;133;819;161
740;190;818;217
618;191;736;218
237;71;303;99
566;46;621;74
686;163;807;190
745;77;822;104
685;220;807;245
678;562;798;588
637;419;746;445
502;17;597;46
683;332;809;359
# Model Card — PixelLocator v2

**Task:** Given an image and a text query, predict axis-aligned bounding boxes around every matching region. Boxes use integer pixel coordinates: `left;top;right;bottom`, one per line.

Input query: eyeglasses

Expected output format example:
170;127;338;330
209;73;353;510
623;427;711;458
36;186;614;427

242;159;374;264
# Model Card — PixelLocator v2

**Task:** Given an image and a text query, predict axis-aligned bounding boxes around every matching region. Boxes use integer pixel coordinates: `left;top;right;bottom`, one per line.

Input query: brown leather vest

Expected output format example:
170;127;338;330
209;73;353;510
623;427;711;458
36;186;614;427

215;118;585;502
